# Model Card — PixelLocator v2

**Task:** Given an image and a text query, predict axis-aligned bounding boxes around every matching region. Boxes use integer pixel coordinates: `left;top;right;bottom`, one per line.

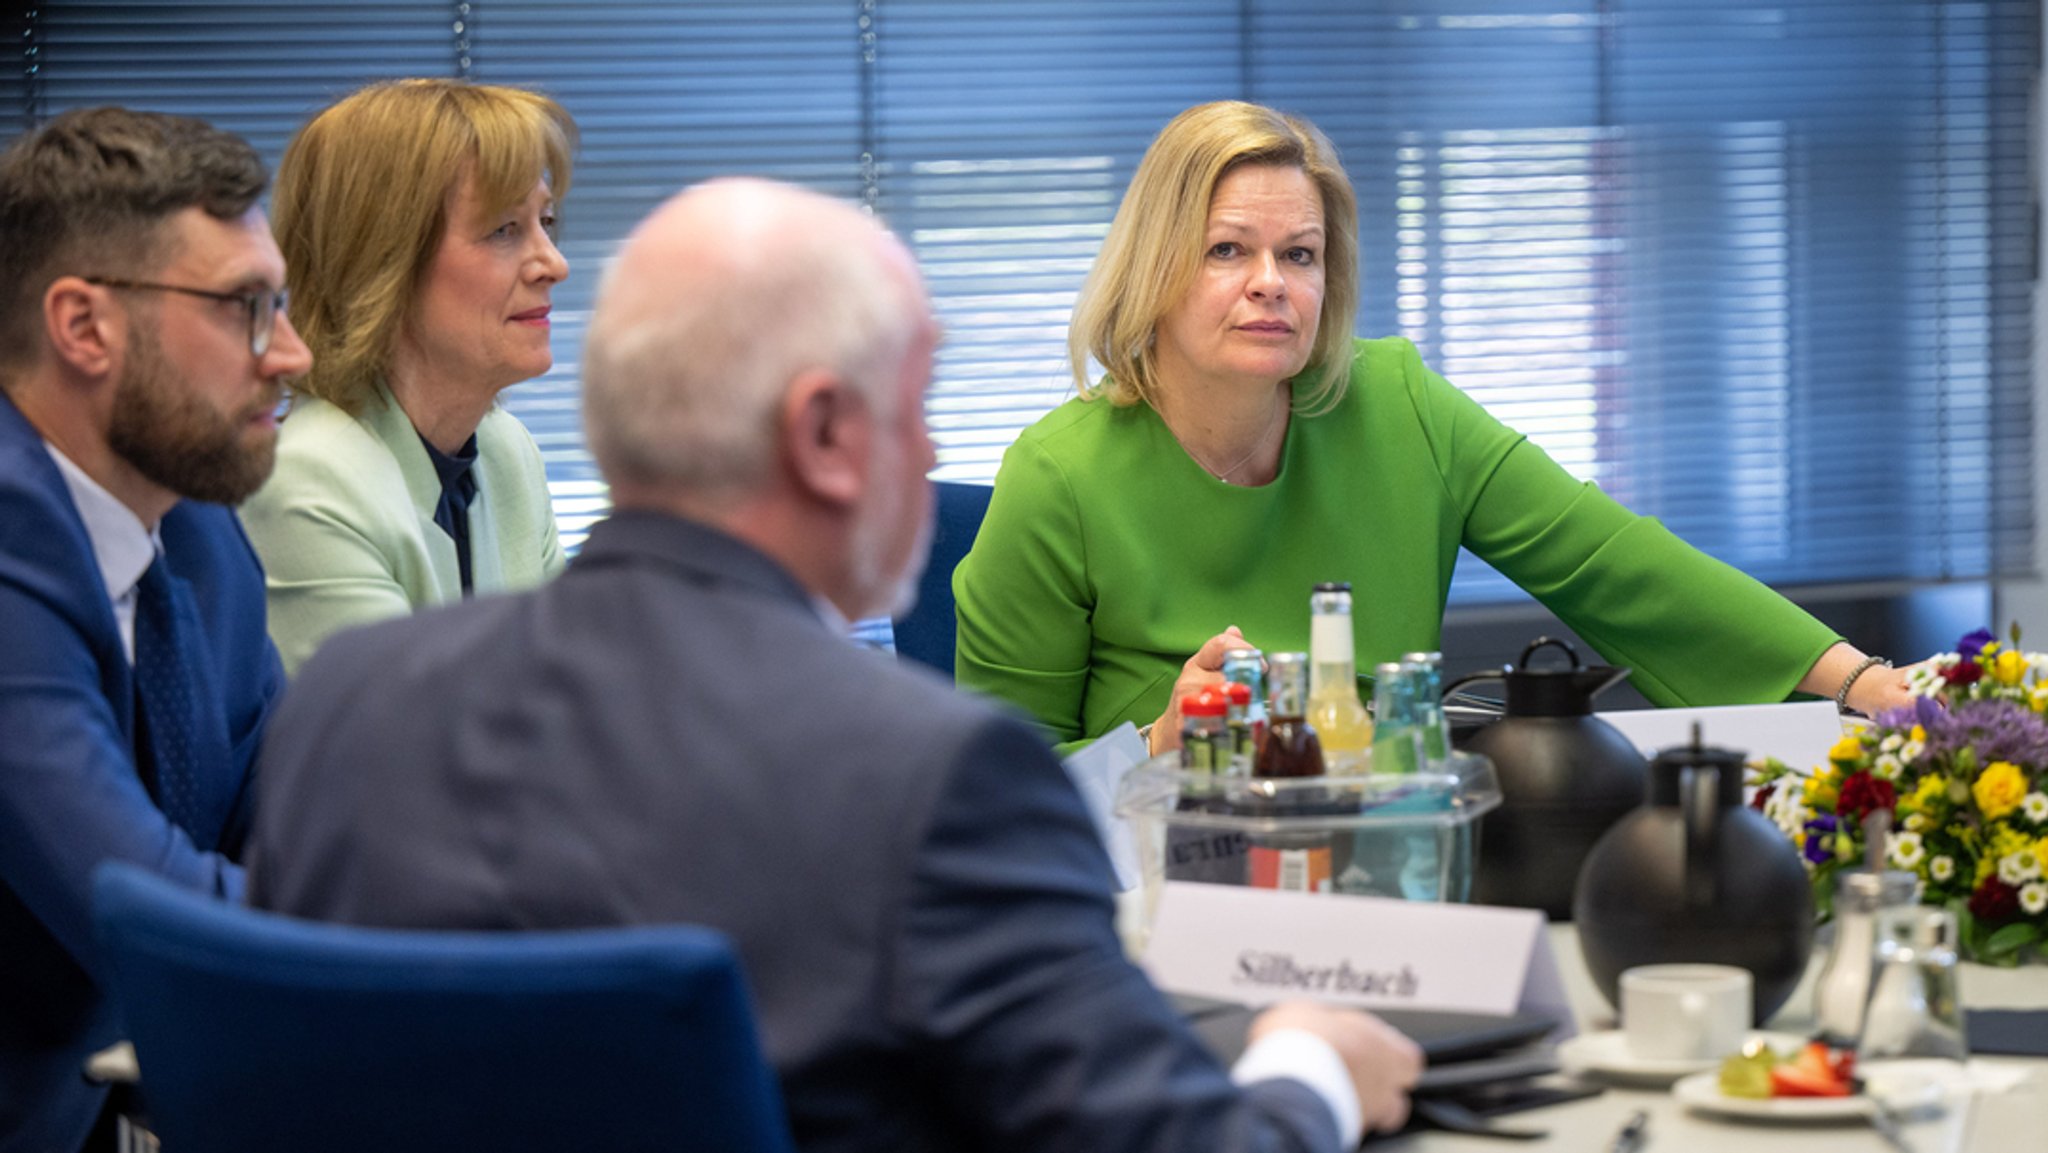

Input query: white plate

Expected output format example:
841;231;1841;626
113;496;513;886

1556;1030;1807;1085
1671;1060;1961;1122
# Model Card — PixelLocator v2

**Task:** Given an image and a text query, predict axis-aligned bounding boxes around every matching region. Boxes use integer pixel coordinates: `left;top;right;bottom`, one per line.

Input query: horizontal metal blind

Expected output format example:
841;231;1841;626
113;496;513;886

470;0;864;548
1254;0;2036;601
11;1;2035;605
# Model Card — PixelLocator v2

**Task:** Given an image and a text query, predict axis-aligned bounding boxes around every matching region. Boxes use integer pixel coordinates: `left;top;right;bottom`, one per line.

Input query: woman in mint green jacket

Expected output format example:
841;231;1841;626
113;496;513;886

241;80;572;674
953;101;1915;756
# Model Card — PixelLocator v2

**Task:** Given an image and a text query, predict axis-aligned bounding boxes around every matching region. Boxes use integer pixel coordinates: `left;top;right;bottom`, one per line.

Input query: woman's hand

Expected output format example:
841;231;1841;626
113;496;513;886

1148;626;1250;756
1798;642;1933;717
1844;657;1936;717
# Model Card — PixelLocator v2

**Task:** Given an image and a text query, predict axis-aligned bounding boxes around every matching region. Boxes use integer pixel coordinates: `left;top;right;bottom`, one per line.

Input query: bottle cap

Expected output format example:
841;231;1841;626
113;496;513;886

1181;687;1228;717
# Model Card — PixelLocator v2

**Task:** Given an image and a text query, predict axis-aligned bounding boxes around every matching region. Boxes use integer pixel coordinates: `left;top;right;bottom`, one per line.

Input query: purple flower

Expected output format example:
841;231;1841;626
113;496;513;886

1957;627;1997;661
1918;699;2048;770
1803;814;1838;864
1873;696;1946;733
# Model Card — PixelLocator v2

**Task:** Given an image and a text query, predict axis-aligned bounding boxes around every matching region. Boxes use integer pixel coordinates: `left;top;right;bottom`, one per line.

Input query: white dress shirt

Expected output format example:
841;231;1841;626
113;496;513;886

44;442;158;664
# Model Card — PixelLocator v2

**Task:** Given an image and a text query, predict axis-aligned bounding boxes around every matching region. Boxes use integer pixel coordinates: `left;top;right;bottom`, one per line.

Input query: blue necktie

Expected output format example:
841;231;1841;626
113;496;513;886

133;556;228;847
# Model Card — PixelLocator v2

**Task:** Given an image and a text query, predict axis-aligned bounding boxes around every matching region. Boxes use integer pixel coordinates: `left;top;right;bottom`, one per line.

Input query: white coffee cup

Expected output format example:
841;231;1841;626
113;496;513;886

1620;963;1752;1062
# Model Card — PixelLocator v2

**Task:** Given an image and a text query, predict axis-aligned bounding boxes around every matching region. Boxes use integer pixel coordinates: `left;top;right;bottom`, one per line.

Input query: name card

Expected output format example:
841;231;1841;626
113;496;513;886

1142;882;1572;1029
1598;700;1843;771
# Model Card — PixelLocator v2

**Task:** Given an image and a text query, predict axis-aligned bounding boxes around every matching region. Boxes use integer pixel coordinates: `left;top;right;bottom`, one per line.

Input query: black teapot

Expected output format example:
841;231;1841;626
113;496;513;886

1446;637;1647;919
1573;733;1816;1023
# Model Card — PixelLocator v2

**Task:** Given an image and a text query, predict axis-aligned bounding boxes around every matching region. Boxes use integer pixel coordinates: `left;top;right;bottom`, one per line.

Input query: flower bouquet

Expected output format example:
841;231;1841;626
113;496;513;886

1749;628;2048;966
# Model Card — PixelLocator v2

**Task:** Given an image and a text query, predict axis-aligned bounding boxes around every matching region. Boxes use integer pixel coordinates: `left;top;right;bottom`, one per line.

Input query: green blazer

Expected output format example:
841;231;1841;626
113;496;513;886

239;384;566;675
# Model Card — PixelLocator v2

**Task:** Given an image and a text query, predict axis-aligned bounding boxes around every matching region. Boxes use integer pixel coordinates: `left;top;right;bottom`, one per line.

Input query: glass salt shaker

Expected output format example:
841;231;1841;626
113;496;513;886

1813;869;1918;1047
1858;905;1969;1062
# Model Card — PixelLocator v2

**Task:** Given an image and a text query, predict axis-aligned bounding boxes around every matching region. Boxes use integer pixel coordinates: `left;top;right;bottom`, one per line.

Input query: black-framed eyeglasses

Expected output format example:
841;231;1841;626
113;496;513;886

84;277;290;357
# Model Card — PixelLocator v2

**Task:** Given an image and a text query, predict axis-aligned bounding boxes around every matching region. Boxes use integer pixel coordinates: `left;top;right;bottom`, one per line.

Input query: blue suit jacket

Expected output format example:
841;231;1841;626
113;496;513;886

250;511;1340;1153
0;389;283;1153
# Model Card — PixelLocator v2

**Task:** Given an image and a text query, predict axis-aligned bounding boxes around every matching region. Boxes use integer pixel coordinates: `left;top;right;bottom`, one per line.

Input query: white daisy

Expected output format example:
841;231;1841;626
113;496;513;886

1763;783;1809;840
1903;813;1926;833
1880;733;1903;754
1930;856;1955;882
1887;831;1925;870
2023;792;2048;823
1898;738;1926;763
1997;849;2043;886
2023;883;2048;916
1872;754;1902;780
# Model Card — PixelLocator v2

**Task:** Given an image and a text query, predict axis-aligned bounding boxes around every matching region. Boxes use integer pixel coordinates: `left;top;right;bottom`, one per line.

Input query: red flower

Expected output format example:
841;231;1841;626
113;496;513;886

1749;783;1774;813
1836;772;1897;823
1969;877;2020;922
1942;661;1984;686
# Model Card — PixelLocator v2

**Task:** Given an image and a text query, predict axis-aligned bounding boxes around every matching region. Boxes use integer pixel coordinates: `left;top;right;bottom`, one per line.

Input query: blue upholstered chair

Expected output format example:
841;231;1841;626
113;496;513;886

91;862;795;1153
892;479;992;678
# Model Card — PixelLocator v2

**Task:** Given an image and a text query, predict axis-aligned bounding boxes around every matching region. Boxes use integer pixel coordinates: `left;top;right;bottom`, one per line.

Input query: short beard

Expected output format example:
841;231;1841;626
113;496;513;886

849;481;933;623
107;323;278;506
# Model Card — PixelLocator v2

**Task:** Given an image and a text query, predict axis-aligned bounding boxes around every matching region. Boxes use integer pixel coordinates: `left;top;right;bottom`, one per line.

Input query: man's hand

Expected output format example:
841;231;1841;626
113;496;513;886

1249;1001;1424;1134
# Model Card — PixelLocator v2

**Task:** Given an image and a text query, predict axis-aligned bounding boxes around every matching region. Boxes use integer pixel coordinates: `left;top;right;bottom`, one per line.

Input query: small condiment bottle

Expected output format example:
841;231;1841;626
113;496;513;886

1813;869;1919;1047
1177;687;1229;785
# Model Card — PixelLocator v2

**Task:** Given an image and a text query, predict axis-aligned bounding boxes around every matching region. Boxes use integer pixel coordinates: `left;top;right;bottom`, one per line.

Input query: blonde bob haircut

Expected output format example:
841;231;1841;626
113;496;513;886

273;78;576;414
1069;101;1359;414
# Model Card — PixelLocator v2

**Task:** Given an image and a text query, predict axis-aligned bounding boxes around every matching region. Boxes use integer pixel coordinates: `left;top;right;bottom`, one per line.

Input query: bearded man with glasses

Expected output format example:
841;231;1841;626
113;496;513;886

0;106;309;1153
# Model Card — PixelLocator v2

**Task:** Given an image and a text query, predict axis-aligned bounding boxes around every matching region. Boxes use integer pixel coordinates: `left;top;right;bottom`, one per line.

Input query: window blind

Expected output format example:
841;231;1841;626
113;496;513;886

11;0;2036;607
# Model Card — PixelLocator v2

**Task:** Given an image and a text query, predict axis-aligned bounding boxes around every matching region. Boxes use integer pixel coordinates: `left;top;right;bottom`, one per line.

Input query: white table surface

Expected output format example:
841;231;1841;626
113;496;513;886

1375;925;2048;1152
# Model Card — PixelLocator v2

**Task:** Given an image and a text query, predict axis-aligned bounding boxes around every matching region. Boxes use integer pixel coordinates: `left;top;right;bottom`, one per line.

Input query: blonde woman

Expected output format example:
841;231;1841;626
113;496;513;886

241;79;572;673
954;100;1914;755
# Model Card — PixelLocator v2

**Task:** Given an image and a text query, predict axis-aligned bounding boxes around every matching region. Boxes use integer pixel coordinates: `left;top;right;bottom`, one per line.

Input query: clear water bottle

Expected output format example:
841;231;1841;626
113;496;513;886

1399;651;1451;768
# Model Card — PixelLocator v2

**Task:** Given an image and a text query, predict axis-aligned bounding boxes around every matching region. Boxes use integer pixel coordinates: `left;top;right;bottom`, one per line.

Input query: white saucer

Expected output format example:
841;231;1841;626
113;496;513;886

1556;1030;1807;1085
1671;1059;1961;1122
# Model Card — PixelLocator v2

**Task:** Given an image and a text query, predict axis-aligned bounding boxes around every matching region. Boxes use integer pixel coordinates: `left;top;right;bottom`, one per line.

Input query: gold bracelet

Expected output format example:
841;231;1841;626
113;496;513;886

1835;654;1892;714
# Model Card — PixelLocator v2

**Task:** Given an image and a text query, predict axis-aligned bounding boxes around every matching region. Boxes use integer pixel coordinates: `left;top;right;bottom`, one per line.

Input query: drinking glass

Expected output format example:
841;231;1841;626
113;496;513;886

1858;906;1976;1152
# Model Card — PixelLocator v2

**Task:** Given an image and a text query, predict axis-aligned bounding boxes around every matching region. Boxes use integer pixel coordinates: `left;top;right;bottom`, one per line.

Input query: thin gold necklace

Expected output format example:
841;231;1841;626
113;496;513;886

1181;394;1285;485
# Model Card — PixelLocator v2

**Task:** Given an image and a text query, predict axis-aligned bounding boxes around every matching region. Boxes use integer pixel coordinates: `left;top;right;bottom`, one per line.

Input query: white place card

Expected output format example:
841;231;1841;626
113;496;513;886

1142;882;1573;1030
1598;699;1843;771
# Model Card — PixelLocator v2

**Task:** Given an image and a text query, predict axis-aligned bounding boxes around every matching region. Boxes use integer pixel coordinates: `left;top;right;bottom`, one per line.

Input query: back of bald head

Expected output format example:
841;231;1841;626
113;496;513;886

583;178;925;502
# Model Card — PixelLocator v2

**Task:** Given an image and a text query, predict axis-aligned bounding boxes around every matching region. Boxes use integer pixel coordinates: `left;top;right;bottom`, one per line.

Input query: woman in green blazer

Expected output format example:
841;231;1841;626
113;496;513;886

241;80;573;674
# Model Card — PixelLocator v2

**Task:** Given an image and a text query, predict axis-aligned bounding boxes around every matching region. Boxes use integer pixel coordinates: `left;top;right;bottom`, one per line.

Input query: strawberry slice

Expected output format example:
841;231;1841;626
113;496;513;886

1770;1060;1853;1098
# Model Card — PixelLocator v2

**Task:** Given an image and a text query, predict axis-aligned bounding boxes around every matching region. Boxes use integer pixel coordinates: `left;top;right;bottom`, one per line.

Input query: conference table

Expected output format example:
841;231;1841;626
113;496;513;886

1380;924;2048;1152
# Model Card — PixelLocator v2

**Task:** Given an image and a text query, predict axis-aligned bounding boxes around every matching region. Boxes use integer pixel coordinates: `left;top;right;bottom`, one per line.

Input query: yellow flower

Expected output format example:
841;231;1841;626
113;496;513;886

1909;724;1927;744
1909;774;1949;809
1992;649;2029;686
1975;761;2029;820
1979;825;2034;886
1805;766;1839;809
1829;735;1865;766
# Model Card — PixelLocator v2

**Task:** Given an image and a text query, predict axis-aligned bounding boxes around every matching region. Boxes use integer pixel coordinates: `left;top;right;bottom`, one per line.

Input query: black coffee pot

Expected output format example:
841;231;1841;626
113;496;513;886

1446;637;1647;919
1572;732;1816;1023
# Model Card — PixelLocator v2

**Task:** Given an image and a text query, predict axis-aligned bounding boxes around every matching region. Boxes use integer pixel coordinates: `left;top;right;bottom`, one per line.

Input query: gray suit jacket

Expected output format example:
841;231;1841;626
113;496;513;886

248;511;1338;1153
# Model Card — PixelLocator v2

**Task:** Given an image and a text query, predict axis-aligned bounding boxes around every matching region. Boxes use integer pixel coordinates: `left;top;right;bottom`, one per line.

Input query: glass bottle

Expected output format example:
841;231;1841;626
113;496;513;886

1256;653;1324;779
1399;650;1452;768
1221;682;1255;777
1247;652;1335;892
1370;660;1422;776
1221;647;1266;774
1308;583;1373;774
1166;687;1248;884
1813;869;1919;1047
1859;905;1968;1062
1177;687;1229;780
